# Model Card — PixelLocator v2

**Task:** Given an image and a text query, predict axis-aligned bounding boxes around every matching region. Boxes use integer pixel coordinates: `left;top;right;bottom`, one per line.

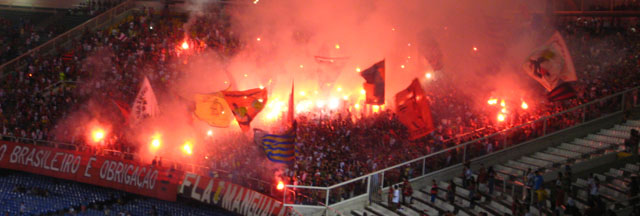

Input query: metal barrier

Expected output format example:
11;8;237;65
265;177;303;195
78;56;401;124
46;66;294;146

0;0;135;76
283;86;639;214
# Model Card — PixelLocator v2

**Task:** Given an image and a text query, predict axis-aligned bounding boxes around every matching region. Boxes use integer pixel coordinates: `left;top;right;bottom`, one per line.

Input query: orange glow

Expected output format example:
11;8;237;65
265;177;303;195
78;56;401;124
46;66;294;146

497;114;505;122
256;37;261;41
149;133;162;150
425;72;432;79
501;108;507;113
372;105;380;113
500;100;506;107
521;101;528;109
328;98;339;109
337;87;342;92
207;130;213;136
182;141;193;155
360;89;366;95
400;65;405;69
354;104;360;109
91;129;105;143
356;67;361;72
277;181;284;190
335;44;340;49
299;91;306;96
181;41;189;49
299;64;304;69
473;46;478;51
487;98;497;105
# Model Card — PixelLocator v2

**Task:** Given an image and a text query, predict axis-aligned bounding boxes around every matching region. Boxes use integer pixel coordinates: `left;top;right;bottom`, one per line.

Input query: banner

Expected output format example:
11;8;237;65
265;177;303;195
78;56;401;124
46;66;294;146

395;78;435;140
179;173;287;216
260;131;296;164
0;141;177;201
131;77;160;125
194;92;234;128
222;88;268;132
360;60;385;105
523;32;577;91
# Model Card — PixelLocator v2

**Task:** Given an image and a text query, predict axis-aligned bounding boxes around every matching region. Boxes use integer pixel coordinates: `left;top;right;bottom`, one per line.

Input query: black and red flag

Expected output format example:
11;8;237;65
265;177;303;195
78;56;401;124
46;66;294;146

360;60;385;105
395;78;435;140
547;82;576;101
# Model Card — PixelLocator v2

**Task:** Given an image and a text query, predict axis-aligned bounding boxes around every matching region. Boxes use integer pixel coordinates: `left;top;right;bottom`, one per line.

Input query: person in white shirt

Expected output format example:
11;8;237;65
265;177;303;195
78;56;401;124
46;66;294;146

392;185;401;211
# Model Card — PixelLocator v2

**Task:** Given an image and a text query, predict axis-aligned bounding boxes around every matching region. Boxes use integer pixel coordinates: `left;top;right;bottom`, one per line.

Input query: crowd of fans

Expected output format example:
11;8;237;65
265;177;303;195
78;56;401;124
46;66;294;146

67;0;125;16
0;0;126;64
0;1;639;208
0;16;52;63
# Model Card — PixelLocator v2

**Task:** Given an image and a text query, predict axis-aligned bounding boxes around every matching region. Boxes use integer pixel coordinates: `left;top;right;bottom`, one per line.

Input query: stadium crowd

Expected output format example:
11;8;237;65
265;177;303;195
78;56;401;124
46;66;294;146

0;0;126;64
0;1;639;207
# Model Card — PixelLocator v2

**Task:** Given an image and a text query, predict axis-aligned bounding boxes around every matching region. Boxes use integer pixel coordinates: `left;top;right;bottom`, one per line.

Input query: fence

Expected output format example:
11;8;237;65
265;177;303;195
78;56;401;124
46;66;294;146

283;86;639;215
0;0;135;76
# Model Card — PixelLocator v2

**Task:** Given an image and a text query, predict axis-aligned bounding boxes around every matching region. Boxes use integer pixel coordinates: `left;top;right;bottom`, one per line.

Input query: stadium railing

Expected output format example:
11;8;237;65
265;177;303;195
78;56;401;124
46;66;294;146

282;86;640;214
0;0;135;76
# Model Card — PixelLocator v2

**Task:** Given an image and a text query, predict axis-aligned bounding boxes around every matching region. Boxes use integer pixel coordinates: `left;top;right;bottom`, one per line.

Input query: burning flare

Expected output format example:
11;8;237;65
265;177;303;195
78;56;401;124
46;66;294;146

277;181;284;190
521;101;528;110
91;129;105;143
182;141;193;155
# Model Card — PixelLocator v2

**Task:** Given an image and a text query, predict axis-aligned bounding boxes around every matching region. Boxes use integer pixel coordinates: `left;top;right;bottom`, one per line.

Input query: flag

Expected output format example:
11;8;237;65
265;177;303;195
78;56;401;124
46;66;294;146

360;60;385;105
111;99;130;123
130;77;160;125
523;31;577;91
259;130;296;164
547;82;577;101
222;88;268;132
395;78;435;140
193;92;233;127
286;82;294;127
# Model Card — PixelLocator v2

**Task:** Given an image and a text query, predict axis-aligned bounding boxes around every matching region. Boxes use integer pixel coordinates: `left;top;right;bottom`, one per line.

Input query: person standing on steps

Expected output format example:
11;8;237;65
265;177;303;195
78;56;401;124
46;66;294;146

430;179;438;203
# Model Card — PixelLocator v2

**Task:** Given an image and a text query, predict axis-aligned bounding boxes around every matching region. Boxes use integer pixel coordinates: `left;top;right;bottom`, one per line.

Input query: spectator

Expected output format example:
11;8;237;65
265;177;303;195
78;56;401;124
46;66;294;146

446;179;455;204
429;179;438;203
402;178;413;204
487;166;495;195
392;185;400;211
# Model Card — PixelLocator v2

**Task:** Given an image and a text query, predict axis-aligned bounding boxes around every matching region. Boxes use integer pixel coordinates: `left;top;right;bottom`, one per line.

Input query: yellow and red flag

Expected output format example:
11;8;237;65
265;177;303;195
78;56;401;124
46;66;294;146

193;92;233;128
222;88;268;132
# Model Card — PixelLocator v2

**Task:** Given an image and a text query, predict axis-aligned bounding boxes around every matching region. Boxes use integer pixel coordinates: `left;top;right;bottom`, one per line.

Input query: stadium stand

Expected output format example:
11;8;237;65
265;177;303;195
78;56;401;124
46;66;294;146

346;120;640;216
2;0;640;215
0;169;234;215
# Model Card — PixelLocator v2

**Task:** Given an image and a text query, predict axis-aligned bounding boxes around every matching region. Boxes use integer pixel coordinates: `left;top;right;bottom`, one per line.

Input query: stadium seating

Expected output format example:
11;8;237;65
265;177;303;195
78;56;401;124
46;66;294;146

0;170;233;215
349;120;640;216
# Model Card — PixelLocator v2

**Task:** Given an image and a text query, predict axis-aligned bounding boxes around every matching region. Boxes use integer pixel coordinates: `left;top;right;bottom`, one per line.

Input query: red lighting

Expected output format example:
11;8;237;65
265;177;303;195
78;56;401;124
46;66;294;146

91;129;105;143
277;181;284;190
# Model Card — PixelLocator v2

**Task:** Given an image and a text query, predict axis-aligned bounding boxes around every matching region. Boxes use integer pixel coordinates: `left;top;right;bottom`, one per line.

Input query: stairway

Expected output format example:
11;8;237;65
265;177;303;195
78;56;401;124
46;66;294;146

353;120;640;216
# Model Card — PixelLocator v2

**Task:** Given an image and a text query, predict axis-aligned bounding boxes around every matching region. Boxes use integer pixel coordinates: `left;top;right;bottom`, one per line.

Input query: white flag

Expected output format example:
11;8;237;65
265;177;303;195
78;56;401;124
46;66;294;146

130;77;159;124
523;32;577;91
